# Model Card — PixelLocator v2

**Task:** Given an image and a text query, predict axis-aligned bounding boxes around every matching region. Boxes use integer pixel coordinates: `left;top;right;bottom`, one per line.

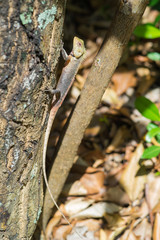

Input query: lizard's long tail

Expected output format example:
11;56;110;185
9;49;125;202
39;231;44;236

43;107;88;240
42;106;69;221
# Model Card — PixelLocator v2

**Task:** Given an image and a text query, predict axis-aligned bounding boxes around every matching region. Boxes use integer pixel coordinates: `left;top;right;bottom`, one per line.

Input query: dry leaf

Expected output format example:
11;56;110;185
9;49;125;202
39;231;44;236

100;229;107;240
71;202;121;219
112;68;137;95
99;228;124;240
129;200;149;219
104;185;130;206
120;143;146;201
137;75;156;95
102;88;122;106
142;6;159;23
119;229;139;240
104;213;131;230
136;67;150;77
67;225;96;240
85;166;104;173
76;219;102;231
153;201;160;214
131;109;150;139
106;125;131;153
53;225;72;240
67;180;88;196
145;88;160;103
133;55;149;63
85;125;101;137
153;212;160;240
146;173;160;209
82;149;105;162
93;159;104;168
65;198;95;216
107;227;127;240
45;216;61;240
80;171;105;195
133;218;152;240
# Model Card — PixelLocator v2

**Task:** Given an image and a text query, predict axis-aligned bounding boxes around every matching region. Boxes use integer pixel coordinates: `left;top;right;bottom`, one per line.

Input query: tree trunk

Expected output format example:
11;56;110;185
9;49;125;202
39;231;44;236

0;0;66;239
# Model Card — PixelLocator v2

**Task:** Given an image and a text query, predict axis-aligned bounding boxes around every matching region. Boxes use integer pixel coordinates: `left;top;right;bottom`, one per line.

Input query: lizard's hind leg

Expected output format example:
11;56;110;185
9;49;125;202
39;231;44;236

50;89;61;105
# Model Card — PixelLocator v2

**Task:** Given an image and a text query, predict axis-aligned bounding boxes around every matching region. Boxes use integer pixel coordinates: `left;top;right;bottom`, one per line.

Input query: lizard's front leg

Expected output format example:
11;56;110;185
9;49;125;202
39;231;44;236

47;89;60;95
61;47;69;61
45;88;61;105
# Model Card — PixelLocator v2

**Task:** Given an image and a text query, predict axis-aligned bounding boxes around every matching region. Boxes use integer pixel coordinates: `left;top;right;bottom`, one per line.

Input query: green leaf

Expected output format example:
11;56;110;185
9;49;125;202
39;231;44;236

147;52;160;61
149;0;159;7
141;146;160;158
155;171;160;176
147;123;160;143
156;135;160;143
134;24;160;39
154;14;160;25
135;96;160;121
146;127;160;142
147;122;159;131
99;116;109;125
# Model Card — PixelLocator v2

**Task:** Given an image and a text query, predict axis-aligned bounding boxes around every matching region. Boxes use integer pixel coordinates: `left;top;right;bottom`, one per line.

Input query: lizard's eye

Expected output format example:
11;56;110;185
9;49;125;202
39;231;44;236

78;42;82;47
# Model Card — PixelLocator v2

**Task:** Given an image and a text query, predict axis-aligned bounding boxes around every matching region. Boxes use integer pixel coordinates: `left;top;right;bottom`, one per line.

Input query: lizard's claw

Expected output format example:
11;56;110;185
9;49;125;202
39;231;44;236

60;39;69;61
60;39;64;51
44;88;60;95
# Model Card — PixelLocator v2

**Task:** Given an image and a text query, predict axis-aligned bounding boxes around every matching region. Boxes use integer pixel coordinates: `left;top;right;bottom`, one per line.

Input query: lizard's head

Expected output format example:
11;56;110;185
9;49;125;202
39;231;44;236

73;37;85;59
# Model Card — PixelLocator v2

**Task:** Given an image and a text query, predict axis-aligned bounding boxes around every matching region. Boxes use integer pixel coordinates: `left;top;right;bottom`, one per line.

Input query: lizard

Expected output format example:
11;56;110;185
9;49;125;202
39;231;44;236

43;37;87;239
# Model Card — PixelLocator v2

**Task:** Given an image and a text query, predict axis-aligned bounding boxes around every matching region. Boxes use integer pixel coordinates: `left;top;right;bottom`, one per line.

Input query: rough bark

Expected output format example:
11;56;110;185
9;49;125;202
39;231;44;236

0;0;66;239
43;0;149;229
